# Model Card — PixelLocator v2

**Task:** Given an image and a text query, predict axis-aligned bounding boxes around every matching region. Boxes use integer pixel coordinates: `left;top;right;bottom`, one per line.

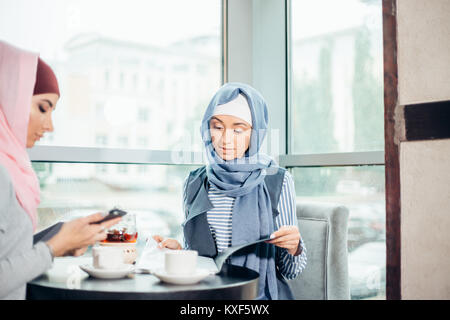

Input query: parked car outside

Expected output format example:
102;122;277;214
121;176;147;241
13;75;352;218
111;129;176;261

349;241;386;299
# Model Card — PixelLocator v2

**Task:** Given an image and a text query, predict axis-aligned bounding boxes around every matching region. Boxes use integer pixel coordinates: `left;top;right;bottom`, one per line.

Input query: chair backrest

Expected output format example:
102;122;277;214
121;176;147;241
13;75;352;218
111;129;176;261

289;202;350;300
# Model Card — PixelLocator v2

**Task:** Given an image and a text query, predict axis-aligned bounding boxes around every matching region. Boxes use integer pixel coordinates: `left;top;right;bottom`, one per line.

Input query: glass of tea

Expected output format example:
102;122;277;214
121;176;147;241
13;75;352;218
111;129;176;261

103;212;138;243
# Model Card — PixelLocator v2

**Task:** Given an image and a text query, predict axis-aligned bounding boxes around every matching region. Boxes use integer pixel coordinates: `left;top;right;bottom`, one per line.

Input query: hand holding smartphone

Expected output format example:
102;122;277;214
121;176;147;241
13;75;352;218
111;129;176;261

92;208;127;224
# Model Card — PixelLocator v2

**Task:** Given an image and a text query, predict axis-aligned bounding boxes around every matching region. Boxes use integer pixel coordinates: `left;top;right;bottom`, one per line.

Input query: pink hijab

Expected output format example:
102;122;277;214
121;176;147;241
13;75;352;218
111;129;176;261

0;41;41;230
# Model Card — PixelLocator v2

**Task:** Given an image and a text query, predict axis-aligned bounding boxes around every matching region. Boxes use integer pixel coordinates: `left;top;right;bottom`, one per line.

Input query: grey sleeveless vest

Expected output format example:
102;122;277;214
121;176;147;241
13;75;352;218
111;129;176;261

182;166;294;299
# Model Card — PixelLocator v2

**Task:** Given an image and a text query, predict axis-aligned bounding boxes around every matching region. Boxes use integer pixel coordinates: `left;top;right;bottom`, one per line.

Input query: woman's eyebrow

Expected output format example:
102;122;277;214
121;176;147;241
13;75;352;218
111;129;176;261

211;117;250;128
233;122;249;127
210;116;224;123
41;99;53;108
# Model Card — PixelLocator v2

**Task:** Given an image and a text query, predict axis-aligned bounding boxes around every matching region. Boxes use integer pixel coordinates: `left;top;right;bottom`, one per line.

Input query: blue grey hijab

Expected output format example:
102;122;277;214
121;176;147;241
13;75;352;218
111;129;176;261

200;82;279;300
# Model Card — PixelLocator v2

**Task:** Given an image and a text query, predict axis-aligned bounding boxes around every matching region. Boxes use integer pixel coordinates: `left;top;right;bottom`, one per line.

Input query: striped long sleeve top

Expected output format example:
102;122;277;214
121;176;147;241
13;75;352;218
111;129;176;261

183;171;307;280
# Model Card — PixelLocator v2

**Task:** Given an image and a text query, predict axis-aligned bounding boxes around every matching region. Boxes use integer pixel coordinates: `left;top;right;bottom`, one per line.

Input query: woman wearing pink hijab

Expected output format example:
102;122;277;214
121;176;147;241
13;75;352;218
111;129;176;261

0;41;122;299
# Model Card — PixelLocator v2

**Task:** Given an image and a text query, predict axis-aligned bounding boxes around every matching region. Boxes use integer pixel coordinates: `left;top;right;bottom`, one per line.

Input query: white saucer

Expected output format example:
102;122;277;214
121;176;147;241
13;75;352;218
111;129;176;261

99;242;136;247
152;268;211;285
79;264;134;279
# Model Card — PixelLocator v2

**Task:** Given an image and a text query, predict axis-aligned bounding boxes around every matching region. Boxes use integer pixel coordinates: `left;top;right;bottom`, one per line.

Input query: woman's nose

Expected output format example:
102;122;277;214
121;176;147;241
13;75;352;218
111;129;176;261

223;129;234;144
44;116;54;132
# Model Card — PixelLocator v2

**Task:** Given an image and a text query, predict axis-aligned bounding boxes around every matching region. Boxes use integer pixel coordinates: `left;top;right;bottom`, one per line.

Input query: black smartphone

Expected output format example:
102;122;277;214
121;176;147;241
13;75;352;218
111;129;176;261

92;208;127;224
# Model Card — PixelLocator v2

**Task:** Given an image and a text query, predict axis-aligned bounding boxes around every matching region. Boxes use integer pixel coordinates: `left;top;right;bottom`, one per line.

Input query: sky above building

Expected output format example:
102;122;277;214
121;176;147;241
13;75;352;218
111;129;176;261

0;0;221;60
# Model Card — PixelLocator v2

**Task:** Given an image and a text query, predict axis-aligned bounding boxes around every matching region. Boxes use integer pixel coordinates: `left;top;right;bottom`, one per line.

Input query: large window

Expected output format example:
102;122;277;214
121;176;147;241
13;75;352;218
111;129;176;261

289;0;385;300
291;166;385;299
0;0;222;152
291;0;383;154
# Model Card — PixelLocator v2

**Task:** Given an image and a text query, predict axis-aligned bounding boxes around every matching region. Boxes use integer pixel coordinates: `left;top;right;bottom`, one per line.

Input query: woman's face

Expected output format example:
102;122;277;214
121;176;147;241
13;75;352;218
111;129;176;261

210;115;252;161
27;93;58;148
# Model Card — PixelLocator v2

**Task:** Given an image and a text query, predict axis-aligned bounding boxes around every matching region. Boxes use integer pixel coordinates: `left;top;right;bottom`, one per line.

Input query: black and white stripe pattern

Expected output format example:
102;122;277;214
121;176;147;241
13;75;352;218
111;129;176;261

206;188;235;251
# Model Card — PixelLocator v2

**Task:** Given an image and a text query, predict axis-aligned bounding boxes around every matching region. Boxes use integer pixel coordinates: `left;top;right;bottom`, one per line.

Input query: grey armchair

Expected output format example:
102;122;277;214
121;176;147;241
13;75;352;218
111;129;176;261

288;202;350;300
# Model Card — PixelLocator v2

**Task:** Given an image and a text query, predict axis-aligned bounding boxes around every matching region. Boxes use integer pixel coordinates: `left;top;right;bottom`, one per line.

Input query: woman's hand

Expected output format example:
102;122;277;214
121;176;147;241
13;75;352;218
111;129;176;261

152;235;182;250
64;247;89;257
266;225;301;256
45;213;122;257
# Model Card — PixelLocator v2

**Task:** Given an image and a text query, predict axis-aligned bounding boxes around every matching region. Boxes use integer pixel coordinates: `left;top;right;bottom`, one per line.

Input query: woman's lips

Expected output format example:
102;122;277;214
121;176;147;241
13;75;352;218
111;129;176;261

220;147;235;153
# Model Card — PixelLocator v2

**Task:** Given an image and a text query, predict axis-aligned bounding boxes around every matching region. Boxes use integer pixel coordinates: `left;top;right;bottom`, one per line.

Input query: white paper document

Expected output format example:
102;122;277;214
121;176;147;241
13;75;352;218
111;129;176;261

135;236;271;275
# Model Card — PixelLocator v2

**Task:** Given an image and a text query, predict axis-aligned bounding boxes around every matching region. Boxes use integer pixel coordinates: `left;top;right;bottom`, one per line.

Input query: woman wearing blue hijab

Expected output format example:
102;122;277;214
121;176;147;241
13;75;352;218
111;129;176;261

154;83;307;300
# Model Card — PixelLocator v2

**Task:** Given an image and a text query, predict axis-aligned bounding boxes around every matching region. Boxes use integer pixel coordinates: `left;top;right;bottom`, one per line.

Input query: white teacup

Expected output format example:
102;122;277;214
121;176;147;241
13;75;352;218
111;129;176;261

99;242;138;264
92;246;124;269
164;250;198;275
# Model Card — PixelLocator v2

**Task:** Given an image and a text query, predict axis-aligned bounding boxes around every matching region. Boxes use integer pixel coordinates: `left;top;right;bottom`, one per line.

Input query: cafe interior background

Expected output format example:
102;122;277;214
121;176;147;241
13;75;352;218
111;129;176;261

1;0;449;300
